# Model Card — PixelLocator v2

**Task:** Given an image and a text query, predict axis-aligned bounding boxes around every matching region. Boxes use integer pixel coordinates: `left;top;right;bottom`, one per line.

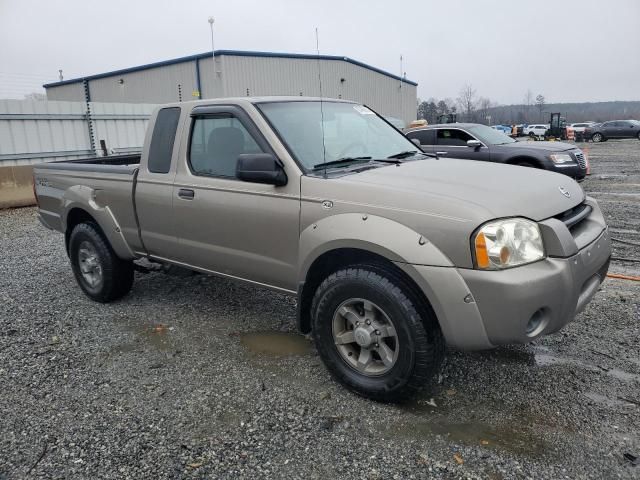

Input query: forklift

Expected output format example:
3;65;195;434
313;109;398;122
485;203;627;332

437;113;457;124
544;113;568;140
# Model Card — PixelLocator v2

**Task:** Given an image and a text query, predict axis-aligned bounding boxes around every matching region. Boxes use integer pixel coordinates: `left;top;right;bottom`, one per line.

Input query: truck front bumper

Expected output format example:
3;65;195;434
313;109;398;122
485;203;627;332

403;228;611;350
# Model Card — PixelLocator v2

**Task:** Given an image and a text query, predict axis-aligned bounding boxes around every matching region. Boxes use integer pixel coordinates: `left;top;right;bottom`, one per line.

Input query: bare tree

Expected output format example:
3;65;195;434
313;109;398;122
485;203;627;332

523;89;534;122
457;84;477;121
535;94;545;121
476;97;494;124
444;98;457;114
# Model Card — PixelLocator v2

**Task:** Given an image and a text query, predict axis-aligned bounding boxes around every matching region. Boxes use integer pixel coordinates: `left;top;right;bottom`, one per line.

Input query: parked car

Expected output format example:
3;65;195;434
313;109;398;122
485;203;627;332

33;98;610;402
583;120;640;142
406;123;588;180
570;122;596;142
569;122;595;134
523;124;549;138
491;125;511;135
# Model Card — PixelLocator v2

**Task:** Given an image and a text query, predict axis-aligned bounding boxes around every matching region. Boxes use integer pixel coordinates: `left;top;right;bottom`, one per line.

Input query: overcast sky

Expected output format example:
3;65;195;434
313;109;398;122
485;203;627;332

1;0;639;104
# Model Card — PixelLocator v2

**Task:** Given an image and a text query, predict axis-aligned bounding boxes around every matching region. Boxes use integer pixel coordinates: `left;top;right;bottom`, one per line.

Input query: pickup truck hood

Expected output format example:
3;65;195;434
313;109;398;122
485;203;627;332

334;158;584;223
498;141;576;152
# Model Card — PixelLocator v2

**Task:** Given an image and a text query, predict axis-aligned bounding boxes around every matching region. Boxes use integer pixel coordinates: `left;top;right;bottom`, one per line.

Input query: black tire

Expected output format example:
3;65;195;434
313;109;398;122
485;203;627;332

68;222;134;302
311;267;444;402
637;132;640;141
591;133;603;143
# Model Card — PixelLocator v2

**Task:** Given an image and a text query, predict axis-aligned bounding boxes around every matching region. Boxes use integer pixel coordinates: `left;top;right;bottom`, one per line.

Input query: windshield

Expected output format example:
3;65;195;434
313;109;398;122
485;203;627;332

257;101;420;170
467;124;516;145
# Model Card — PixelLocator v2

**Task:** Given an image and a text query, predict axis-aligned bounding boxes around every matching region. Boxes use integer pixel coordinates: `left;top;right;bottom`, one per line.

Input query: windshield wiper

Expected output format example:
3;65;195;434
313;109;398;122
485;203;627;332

312;156;372;170
387;150;430;159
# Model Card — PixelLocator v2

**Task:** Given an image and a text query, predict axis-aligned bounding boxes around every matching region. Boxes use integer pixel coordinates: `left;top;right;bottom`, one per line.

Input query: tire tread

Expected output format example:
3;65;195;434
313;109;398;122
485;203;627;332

311;266;444;402
69;222;134;303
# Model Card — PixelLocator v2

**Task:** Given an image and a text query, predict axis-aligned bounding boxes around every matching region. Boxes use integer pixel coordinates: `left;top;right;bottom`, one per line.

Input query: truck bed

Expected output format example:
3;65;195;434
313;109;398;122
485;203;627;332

35;154;141;175
34;153;143;255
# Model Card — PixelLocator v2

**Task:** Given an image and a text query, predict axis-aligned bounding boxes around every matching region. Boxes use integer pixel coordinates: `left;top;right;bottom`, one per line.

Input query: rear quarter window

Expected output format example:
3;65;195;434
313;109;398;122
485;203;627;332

148;107;181;174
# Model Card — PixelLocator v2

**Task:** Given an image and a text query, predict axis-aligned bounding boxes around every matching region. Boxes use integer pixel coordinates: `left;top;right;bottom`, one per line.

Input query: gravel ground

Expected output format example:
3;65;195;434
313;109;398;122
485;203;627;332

1;139;639;479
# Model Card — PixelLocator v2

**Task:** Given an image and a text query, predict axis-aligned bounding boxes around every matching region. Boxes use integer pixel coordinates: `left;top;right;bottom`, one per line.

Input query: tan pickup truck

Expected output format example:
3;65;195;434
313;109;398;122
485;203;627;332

34;97;611;401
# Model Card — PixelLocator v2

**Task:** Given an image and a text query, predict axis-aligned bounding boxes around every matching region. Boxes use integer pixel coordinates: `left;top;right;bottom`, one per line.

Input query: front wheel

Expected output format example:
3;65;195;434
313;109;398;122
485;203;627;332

69;222;134;302
311;267;444;402
592;133;603;143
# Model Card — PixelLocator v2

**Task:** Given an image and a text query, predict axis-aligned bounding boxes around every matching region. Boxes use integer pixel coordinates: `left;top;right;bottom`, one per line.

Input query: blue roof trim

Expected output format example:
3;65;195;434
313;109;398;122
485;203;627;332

43;49;418;88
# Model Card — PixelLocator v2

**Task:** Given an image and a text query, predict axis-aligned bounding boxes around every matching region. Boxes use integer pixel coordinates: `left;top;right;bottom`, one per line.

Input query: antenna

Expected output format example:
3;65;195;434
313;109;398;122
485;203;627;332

315;27;327;175
399;55;403;126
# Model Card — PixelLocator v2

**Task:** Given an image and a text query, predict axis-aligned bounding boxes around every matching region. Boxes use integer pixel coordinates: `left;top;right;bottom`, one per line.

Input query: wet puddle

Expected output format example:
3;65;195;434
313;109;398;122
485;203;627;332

111;323;174;354
478;347;640;384
136;324;173;351
389;420;545;456
536;353;640;383
240;331;312;357
584;392;636;408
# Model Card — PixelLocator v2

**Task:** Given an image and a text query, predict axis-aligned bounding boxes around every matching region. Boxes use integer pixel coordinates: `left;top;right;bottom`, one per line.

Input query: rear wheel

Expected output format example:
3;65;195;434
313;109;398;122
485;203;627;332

311;267;444;402
592;132;603;143
69;222;134;302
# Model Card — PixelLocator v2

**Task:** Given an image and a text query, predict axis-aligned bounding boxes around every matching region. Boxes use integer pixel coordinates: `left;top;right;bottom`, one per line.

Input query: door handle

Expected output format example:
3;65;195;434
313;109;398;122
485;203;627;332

178;188;195;200
436;151;448;156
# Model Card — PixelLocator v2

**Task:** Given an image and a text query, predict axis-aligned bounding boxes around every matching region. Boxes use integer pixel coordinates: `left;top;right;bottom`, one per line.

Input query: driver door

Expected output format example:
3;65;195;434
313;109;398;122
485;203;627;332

171;105;301;291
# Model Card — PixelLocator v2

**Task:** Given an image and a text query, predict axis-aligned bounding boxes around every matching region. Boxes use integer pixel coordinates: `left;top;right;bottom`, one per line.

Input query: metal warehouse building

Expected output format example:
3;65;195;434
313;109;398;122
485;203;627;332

44;50;417;123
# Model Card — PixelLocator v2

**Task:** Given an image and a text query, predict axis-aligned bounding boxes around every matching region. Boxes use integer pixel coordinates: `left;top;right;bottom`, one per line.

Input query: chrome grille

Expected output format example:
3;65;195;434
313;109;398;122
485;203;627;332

574;151;587;169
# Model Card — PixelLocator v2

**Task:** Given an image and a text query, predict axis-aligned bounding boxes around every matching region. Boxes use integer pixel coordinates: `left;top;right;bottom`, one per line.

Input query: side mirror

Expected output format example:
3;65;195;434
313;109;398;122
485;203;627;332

236;153;287;186
410;138;422;147
467;139;482;149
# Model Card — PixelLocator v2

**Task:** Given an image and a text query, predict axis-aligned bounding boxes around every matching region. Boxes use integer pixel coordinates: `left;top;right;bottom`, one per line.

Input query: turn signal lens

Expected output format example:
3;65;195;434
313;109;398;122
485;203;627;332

474;232;490;269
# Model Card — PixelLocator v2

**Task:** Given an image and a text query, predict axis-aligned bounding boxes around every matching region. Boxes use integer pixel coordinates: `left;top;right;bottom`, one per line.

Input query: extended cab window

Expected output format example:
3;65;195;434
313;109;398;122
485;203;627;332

436;129;473;146
407;129;435;145
148;107;181;174
189;116;264;178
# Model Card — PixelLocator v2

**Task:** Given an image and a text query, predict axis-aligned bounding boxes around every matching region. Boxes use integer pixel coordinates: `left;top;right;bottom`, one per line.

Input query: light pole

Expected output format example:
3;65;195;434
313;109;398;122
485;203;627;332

208;17;215;97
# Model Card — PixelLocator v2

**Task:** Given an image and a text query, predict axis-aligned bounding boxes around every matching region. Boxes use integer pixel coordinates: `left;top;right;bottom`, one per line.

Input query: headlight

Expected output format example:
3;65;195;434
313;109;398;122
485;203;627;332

473;218;545;270
548;153;575;164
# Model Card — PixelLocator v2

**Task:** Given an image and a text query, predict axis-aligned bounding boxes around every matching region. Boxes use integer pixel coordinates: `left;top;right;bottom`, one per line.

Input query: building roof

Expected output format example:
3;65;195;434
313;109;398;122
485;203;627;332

159;96;359;108
43;49;418;89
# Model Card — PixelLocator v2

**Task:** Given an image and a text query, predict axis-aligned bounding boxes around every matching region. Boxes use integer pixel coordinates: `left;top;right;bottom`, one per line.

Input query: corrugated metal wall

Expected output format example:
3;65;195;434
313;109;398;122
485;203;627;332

45;54;417;123
87;62;199;104
45;82;85;102
212;55;416;123
0;100;156;166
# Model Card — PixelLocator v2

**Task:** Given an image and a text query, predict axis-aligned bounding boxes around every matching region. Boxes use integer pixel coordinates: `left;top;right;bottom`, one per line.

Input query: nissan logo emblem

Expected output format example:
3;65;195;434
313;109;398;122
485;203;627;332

558;187;571;198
